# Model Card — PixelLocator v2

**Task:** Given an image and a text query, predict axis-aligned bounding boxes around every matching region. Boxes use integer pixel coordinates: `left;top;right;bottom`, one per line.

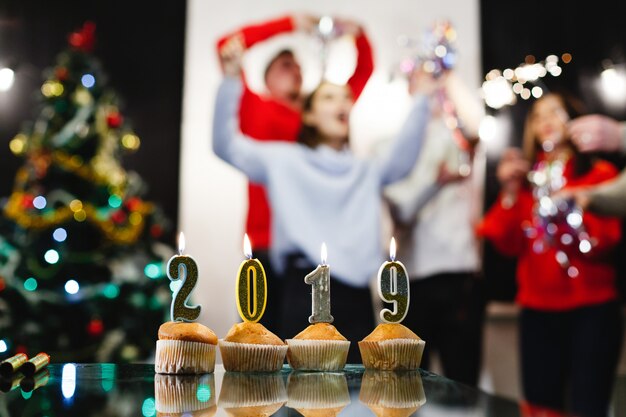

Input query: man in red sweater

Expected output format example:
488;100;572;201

217;14;374;332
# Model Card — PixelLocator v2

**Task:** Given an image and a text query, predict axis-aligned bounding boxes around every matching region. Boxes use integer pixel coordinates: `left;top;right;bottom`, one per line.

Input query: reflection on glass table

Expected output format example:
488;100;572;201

0;364;520;416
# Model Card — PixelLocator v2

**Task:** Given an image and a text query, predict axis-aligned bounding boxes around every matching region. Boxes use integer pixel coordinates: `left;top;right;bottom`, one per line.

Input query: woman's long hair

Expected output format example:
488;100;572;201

522;91;593;178
297;83;326;149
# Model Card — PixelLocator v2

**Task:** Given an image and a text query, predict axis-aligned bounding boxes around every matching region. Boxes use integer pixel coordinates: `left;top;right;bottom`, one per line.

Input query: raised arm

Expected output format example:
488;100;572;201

217;15;295;54
343;23;374;101
212;77;273;184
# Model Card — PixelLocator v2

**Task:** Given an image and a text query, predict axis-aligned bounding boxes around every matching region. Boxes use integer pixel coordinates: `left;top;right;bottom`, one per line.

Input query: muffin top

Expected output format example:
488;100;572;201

292;323;347;341
158;321;218;345
361;323;420;342
224;322;285;345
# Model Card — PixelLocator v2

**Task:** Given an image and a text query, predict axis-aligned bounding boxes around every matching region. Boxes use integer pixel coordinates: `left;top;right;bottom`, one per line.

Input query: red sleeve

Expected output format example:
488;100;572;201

347;31;374;101
574;161;622;257
217;16;295;52
476;191;533;257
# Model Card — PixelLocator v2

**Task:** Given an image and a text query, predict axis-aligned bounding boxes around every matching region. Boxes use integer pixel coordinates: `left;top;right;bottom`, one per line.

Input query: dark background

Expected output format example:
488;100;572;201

0;0;187;245
480;0;626;300
1;1;626;302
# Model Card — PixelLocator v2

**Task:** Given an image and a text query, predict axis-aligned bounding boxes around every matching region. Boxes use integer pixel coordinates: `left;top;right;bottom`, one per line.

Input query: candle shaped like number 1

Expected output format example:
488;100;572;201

304;243;333;323
236;234;267;322
167;232;201;322
377;238;410;323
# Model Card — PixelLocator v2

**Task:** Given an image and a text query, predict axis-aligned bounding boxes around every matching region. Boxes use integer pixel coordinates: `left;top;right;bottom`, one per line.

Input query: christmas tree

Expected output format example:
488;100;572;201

0;22;172;362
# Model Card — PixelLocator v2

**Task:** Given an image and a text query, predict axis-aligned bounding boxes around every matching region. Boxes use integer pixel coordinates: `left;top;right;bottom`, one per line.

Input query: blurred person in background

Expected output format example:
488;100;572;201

384;68;485;386
214;40;438;360
478;93;623;417
216;14;374;331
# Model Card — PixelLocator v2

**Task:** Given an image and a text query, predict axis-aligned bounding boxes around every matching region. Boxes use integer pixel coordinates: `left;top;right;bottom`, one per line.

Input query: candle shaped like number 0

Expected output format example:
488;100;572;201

236;234;267;323
167;232;201;322
304;243;333;323
377;238;410;323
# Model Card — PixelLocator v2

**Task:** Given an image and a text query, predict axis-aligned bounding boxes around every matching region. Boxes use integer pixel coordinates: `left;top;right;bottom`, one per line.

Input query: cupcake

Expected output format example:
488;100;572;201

286;323;350;371
286;372;350;417
359;370;426;417
155;373;217;417
358;323;425;370
218;372;287;417
155;321;217;374
218;322;288;372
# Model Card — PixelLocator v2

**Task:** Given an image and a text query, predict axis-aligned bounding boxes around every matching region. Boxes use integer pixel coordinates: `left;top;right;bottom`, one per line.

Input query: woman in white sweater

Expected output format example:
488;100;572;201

214;45;437;361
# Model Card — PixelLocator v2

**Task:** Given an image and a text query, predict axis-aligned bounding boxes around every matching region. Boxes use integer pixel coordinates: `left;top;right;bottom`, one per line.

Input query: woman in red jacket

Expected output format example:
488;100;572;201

478;92;623;417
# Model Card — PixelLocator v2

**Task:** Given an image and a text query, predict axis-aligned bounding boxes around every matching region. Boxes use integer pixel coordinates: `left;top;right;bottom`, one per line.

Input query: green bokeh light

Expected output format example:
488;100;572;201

108;195;122;208
24;277;38;292
197;384;211;402
144;263;162;279
102;284;120;299
142;398;156;417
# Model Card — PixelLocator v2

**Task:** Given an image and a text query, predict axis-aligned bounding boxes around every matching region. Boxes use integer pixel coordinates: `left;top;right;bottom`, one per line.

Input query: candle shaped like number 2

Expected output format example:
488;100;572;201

377;238;410;323
304;243;333;323
167;232;201;322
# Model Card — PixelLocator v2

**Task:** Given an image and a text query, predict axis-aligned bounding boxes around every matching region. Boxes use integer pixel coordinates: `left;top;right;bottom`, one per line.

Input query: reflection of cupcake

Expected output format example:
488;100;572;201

219;322;287;372
218;372;287;417
358;324;425;370
155;322;217;374
155;373;217;417
286;323;350;371
359;370;426;417
287;372;350;417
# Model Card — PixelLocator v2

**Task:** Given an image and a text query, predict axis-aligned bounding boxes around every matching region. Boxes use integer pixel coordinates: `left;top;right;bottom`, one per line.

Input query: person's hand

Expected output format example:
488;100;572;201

436;162;466;186
568;114;624;153
292;13;319;33
219;33;245;77
333;17;363;37
552;187;592;211
496;148;530;196
408;68;446;97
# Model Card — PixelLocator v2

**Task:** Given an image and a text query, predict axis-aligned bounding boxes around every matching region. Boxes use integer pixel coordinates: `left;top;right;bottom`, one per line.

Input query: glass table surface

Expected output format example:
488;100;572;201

0;363;521;416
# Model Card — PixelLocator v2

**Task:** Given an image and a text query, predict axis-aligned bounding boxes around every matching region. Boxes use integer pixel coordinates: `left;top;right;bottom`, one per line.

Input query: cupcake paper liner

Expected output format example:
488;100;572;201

155;373;216;413
359;370;426;409
286;340;350;372
286;372;350;409
218;372;287;408
155;340;216;374
218;340;288;372
358;339;425;371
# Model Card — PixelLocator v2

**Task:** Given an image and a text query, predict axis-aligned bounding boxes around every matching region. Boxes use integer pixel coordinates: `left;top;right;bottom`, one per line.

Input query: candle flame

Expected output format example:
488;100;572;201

178;232;185;255
243;234;252;259
321;242;328;265
390;237;396;262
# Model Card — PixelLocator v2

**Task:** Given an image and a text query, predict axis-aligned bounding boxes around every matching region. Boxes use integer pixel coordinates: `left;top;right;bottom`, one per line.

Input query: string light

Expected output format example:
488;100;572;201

81;74;95;88
23;277;38;292
44;249;60;264
0;67;15;91
65;279;80;295
53;228;68;242
33;196;47;210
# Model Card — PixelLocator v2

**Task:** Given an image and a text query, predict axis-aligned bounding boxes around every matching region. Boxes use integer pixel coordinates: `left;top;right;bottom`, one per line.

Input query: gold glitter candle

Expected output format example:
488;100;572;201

236;234;267;323
167;232;201;322
0;353;28;378
377;238;410;323
20;352;50;377
304;243;334;324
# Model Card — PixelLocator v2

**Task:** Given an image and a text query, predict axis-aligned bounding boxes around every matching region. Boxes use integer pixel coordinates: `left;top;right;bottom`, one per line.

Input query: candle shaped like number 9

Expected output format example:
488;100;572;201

377;237;410;323
167;232;201;322
236;234;267;322
304;243;333;323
